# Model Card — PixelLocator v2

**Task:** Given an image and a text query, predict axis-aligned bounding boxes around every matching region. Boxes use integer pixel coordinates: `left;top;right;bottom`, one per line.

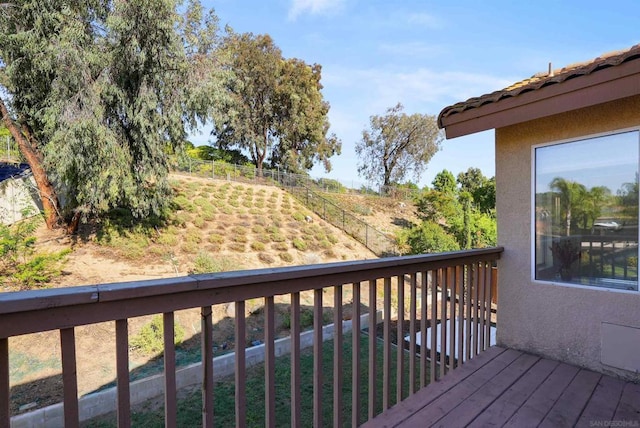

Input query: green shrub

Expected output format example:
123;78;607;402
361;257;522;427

228;243;245;252
181;241;199;254
173;195;194;211
171;212;190;227
292;212;305;222
252;225;265;234
193;217;205;229
233;235;248;244
251;241;266;251
157;232;178;246
292;238;307;251
270;233;286;243
279;252;293;262
130;315;185;355
191;252;236;274
327;234;339;244
208;233;224;244
300;309;313;329
273;242;289;251
185;229;203;244
231;226;248;235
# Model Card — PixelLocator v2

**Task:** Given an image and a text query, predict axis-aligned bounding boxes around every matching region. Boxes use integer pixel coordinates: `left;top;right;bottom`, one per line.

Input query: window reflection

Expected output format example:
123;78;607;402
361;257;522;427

534;131;639;291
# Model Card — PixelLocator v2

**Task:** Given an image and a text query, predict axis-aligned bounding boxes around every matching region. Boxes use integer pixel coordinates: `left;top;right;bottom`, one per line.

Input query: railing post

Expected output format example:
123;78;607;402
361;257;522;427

60;328;80;428
201;306;214;428
313;289;323;428
115;319;131;428
163;312;177;427
0;338;8;428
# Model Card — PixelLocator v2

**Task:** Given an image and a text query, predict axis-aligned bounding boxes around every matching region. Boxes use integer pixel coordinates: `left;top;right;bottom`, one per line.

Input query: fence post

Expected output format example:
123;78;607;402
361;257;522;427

365;224;369;248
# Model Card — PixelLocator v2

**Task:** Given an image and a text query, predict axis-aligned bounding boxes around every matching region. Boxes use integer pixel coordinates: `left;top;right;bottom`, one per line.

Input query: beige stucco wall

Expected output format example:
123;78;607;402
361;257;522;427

496;94;640;381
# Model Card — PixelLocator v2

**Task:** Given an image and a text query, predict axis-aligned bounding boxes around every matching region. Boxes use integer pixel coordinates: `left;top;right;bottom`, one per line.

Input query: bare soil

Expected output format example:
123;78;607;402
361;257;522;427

7;175;421;416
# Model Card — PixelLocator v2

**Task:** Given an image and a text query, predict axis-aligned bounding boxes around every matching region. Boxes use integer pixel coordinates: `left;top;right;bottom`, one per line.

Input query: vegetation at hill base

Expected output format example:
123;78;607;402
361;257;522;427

398;168;497;254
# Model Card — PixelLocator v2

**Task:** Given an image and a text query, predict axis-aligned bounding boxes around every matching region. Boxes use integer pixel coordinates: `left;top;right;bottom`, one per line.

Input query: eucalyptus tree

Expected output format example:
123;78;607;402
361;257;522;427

356;103;443;188
213;30;340;176
0;0;224;231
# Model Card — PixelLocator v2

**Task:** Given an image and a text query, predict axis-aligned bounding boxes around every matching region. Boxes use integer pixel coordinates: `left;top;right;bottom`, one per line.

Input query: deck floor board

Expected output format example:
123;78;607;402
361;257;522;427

364;346;639;428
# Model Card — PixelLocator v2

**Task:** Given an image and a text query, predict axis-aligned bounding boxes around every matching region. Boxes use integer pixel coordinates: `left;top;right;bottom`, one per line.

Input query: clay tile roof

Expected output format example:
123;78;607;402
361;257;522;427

438;43;640;128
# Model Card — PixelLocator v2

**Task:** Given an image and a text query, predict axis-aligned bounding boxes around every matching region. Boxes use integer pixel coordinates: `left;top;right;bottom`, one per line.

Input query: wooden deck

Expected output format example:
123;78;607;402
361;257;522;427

363;346;640;428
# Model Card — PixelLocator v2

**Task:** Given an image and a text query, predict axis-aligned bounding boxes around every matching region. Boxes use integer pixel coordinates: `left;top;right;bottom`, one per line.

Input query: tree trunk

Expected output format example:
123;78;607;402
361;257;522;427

0;98;60;229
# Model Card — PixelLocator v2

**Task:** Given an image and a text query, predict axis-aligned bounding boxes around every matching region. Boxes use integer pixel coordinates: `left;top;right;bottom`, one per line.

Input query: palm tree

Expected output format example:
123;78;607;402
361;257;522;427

549;177;586;236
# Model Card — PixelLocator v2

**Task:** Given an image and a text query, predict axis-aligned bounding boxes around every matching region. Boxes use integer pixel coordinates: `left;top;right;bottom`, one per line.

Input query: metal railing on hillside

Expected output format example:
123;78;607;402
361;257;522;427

0;247;502;427
171;157;401;256
170;157;421;200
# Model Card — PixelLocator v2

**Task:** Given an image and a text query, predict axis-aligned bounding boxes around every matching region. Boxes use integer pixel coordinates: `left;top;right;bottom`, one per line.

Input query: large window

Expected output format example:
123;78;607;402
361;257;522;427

534;130;639;291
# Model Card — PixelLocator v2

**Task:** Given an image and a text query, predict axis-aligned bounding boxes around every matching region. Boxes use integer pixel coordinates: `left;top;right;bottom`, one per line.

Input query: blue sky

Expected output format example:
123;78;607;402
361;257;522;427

195;0;640;188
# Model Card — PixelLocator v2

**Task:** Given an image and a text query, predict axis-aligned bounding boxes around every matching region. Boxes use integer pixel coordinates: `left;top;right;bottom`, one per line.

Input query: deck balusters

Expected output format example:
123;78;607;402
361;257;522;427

115;319;131;428
333;285;344;428
351;283;361;428
429;270;437;382
265;296;276;428
409;273;417;395
0;248;502;427
368;279;377;421
396;275;405;404
291;292;301;427
235;301;246;428
1;338;9;427
420;271;428;388
163;313;177;428
382;277;391;411
313;288;323;427
60;328;80;428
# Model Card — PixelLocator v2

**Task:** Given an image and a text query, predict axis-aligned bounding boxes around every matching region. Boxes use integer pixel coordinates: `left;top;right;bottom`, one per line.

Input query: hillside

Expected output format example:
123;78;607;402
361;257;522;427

32;175;377;288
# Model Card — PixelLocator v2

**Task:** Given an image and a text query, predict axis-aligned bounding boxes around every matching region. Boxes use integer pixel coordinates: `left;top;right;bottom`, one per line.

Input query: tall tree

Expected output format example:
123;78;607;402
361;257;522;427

550;177;587;236
356;103;443;188
0;0;222;231
213;30;340;176
457;167;495;214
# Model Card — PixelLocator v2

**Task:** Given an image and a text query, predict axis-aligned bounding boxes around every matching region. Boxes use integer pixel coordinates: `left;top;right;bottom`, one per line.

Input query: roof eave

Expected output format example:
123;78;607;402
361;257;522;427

439;59;640;139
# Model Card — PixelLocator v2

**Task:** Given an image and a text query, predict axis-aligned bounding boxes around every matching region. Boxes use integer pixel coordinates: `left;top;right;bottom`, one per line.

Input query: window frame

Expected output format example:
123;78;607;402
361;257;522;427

530;126;640;293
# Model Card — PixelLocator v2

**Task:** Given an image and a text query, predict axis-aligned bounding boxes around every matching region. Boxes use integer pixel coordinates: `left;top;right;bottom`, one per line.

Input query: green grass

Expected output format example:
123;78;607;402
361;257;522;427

86;332;425;427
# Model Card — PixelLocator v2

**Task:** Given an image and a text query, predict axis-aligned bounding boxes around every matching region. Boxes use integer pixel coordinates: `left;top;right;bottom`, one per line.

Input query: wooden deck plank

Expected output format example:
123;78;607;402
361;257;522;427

505;362;580;427
538;369;602;428
432;353;540;428
360;346;507;428
613;382;640;423
398;349;523;427
575;375;626;427
467;357;559;427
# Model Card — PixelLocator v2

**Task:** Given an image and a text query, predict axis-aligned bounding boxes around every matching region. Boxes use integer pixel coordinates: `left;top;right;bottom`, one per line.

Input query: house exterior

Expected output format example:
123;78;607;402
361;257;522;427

438;44;640;381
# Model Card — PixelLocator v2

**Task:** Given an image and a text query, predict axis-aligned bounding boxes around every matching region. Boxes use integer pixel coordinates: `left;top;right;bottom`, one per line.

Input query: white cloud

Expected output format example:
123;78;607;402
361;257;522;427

288;0;345;20
323;65;514;116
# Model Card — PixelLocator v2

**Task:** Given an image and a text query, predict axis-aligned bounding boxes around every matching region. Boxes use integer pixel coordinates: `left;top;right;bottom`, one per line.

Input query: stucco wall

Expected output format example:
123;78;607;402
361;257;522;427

495;94;640;381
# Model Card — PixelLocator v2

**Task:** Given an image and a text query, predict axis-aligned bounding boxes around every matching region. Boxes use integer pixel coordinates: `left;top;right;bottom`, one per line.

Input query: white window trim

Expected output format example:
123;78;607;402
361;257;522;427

530;126;640;294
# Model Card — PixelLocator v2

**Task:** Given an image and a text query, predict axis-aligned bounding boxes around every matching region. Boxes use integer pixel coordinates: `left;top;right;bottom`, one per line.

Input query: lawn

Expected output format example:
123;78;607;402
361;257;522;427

86;331;427;427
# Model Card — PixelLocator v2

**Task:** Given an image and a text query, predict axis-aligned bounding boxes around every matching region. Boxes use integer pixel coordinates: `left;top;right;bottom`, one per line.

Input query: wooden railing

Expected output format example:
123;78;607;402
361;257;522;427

0;247;502;427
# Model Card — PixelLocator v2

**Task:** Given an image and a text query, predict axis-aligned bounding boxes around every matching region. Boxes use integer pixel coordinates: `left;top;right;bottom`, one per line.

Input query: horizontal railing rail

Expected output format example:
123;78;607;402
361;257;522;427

0;247;503;427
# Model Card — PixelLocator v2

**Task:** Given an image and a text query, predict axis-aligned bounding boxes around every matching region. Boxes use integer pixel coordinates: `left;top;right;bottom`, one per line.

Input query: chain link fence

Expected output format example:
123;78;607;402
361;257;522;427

171;157;400;256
